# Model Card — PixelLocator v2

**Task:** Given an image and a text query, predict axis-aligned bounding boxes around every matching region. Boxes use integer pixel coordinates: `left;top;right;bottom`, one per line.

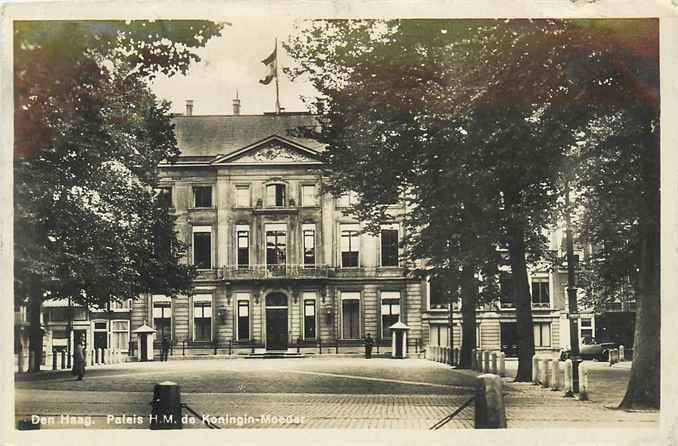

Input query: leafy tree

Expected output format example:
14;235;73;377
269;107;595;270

14;20;223;371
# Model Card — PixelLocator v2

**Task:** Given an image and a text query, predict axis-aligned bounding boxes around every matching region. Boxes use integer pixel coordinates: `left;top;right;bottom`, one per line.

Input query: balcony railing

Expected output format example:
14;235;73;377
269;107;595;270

217;264;409;281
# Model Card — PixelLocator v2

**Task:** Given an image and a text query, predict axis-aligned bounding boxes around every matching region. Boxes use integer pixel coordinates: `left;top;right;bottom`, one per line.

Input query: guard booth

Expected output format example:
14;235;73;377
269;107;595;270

389;321;410;359
132;323;156;361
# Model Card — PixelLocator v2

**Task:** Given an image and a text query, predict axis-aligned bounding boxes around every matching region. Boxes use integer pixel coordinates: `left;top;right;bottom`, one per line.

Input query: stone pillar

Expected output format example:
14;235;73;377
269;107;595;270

563;359;573;396
471;349;477;370
579;365;590;400
619;345;625;362
541;358;551;388
550;358;560;390
483;351;491;373
498;352;506;377
491;352;498;375
474;374;507;429
532;355;539;383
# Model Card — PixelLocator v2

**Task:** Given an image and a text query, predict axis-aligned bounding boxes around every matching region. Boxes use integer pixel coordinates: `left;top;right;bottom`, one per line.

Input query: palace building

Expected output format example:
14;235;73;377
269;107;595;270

127;100;425;353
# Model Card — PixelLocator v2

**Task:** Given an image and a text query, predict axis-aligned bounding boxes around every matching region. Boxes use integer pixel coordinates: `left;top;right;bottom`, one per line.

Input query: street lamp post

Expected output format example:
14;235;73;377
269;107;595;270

565;182;581;395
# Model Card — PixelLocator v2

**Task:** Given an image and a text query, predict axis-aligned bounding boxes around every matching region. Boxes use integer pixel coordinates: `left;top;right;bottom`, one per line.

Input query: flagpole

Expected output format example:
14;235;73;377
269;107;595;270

274;37;281;114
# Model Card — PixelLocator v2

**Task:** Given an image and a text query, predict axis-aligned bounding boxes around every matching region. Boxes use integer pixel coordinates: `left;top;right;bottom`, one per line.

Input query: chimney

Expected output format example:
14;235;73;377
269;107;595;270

232;91;241;116
185;99;194;116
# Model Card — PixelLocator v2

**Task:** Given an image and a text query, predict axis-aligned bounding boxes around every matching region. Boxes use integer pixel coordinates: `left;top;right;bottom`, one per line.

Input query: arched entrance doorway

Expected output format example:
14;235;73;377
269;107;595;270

265;292;289;350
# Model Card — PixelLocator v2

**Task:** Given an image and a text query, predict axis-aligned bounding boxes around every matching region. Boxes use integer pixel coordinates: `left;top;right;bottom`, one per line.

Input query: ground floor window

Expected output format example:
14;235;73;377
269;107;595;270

429;324;449;347
193;295;212;342
533;322;551;347
380;291;400;339
111;320;129;351
341;292;360;339
237;294;250;341
304;295;316;340
579;318;593;340
152;295;172;340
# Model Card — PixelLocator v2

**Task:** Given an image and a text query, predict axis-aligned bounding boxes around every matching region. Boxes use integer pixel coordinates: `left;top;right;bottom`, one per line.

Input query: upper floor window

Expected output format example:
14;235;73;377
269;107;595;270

531;279;550;307
158;186;173;208
110;299;130;311
303;224;316;267
266;223;287;266
236;225;250;269
301;185;317;207
192;226;212;269
235;185;250;208
337;191;359;208
499;271;513;307
380;227;399;267
340;224;360;267
193;186;212;208
266;184;286;207
428;276;449;310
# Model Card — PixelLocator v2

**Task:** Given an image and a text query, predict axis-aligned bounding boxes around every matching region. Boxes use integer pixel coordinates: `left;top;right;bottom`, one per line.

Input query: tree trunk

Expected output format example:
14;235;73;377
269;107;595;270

460;265;477;369
28;291;43;373
507;221;535;382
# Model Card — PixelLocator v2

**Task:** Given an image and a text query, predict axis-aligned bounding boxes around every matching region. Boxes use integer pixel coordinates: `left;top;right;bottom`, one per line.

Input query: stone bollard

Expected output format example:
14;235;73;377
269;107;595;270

532;355;539;383
478;350;484;371
491;352;498;375
551;358;560;390
608;349;615;366
474;374;507;429
541;359;551;388
52;351;57;370
471;349;478;370
563;359;573;396
619;345;625;362
483;351;491;373
106;349;111;364
454;348;460;366
150;381;183;430
60;350;66;369
579;365;590;401
498;352;506;377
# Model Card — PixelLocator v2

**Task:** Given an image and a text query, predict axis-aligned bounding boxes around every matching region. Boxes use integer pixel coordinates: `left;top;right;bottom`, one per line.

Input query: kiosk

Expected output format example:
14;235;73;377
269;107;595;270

389;321;410;359
132;323;156;361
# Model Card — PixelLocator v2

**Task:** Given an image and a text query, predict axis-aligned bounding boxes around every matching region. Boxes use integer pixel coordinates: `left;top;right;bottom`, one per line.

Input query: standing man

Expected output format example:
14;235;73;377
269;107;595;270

161;336;170;361
72;340;86;381
364;333;374;359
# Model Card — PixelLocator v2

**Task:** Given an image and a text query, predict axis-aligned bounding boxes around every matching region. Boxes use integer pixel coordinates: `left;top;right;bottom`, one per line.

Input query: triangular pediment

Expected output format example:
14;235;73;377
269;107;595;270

212;135;322;165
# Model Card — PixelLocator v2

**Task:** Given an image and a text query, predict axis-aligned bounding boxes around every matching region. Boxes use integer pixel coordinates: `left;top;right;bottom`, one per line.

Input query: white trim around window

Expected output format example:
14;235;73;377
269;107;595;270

340;291;361;340
192;225;213;269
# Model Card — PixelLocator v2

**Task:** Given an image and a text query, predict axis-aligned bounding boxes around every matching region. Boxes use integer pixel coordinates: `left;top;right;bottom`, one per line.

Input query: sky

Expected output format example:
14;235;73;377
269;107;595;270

151;18;319;116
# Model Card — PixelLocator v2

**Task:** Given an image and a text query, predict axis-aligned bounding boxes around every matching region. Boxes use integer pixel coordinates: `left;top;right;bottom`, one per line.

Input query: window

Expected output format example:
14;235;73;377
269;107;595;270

381;291;400;339
111;320;129;351
533;322;551;347
110;299;130;311
531;279;550;307
499;271;513;307
303;224;316;267
48;308;67;322
158;187;172;208
303;293;317;340
429;324;449;347
235;185;250;208
236;294;250;341
579;318;593;339
193;227;212;269
193;295;212;342
301;185;317;207
341;225;360;267
337;191;358;208
193;186;212;208
341;292;360;339
266;184;286;207
236;225;250;269
266;224;287;266
428;276;449;310
380;228;399;267
152;295;172;339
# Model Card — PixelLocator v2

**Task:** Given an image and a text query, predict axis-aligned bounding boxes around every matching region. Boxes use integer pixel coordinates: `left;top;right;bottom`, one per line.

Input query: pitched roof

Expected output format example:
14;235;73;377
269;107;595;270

173;113;324;157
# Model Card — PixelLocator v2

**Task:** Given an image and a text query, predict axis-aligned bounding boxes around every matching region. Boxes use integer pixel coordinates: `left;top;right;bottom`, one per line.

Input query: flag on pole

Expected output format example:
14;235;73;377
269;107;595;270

259;44;277;85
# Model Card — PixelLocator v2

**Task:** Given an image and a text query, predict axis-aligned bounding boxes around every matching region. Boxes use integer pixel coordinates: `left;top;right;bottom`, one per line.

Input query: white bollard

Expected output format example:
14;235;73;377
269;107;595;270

579;364;590;400
491;352;498;374
619;345;625;362
551;358;560;390
483;351;491;373
532;355;539;383
541;358;551;388
498;352;506;377
563;359;573;396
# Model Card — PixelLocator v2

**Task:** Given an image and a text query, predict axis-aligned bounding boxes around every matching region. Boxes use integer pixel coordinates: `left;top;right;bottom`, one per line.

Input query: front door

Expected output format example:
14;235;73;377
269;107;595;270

140;335;147;361
94;332;108;349
266;309;288;350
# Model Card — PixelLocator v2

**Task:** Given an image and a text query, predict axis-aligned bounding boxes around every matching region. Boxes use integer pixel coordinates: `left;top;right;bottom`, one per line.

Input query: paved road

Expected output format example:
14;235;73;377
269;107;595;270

15;358;479;429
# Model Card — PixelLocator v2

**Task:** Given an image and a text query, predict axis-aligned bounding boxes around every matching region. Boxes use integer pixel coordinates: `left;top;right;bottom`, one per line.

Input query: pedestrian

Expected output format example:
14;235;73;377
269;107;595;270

364;333;374;359
72;341;86;380
161;336;170;361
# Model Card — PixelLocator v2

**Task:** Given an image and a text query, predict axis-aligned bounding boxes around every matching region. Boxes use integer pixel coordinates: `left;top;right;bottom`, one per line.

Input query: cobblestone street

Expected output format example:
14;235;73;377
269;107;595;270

14;357;658;429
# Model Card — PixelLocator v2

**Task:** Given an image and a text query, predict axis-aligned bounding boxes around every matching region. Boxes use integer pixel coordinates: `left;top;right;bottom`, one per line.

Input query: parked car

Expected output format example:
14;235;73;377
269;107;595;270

559;336;617;361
